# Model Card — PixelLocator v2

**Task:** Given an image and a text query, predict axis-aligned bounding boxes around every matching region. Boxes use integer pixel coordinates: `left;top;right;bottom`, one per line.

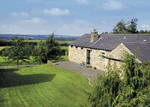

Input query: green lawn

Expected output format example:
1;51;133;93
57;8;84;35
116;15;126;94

0;56;42;66
0;64;94;107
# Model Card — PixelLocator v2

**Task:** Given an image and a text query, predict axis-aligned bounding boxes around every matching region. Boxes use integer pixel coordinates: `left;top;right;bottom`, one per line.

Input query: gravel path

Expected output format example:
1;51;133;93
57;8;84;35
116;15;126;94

48;61;105;82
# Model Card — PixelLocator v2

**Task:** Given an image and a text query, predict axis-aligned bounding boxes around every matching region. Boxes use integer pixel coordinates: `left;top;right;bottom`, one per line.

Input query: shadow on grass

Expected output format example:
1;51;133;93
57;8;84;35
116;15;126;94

0;68;56;88
0;67;56;106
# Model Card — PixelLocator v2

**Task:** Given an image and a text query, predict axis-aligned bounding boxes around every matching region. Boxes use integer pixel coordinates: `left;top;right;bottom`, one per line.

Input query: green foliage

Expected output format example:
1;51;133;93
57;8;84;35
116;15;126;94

81;48;150;107
139;30;145;34
113;18;139;34
32;33;63;64
2;35;33;67
113;19;127;34
126;18;138;34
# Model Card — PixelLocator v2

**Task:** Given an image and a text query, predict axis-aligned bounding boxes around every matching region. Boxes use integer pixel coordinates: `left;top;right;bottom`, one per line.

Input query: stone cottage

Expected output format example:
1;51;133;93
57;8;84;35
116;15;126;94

68;29;150;72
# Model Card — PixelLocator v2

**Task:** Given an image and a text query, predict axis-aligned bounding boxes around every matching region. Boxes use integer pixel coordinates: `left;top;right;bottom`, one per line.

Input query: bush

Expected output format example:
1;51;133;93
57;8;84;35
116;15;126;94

61;49;67;55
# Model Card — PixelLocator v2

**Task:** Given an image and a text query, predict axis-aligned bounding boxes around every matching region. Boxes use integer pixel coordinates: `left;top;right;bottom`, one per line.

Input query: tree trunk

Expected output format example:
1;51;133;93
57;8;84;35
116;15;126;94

17;60;19;67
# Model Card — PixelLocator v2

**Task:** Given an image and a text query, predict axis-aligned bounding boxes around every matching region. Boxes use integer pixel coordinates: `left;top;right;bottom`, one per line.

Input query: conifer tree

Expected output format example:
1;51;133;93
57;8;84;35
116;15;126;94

80;48;150;107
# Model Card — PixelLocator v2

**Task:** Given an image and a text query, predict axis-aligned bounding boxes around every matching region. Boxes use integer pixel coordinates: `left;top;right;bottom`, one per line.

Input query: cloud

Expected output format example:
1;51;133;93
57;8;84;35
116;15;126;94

43;8;70;16
24;17;47;23
0;17;51;35
0;19;113;36
101;21;114;25
73;20;95;27
26;0;41;2
10;12;29;17
103;0;124;10
75;0;90;4
141;24;150;30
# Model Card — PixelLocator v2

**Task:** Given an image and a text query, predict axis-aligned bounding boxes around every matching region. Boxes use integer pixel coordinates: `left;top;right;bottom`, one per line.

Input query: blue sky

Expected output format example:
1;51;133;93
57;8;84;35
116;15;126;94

0;0;150;36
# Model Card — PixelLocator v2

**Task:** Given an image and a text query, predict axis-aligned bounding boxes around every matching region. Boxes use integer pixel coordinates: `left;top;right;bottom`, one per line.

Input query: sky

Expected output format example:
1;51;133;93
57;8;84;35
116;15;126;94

0;0;150;36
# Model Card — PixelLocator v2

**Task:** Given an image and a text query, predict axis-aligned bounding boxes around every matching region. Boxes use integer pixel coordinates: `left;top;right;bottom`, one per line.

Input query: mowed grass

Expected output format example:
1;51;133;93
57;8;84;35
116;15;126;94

60;46;69;61
0;64;94;107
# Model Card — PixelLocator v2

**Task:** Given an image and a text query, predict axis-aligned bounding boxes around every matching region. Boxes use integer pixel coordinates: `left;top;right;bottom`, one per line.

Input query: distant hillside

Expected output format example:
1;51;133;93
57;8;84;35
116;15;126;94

0;34;80;41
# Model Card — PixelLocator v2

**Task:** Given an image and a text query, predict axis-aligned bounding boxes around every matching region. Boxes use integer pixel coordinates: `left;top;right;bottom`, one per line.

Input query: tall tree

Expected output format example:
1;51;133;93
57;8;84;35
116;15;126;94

126;18;138;34
32;33;63;64
113;19;127;34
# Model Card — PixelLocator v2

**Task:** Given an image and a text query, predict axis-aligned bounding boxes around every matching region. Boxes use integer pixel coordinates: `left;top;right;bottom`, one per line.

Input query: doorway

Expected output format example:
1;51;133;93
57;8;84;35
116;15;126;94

87;50;91;64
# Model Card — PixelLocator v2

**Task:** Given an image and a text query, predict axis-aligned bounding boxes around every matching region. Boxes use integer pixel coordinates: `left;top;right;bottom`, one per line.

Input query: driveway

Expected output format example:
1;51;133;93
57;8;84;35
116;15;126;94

48;61;105;81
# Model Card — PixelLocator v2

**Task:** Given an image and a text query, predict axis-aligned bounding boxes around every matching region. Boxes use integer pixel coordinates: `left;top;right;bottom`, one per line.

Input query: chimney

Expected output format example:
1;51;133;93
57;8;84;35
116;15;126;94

91;29;99;42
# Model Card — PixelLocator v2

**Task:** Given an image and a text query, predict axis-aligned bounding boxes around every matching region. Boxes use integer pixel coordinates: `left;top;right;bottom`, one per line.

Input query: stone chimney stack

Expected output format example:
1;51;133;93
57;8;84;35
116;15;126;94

91;29;99;42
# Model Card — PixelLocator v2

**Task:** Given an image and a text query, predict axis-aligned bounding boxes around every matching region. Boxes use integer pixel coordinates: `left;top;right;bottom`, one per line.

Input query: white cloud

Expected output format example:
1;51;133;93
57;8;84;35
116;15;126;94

24;17;47;23
101;21;114;25
43;8;70;16
73;20;95;27
11;12;18;16
26;0;41;2
0;19;113;36
141;24;150;30
20;12;29;17
75;0;90;4
10;12;29;17
103;0;124;10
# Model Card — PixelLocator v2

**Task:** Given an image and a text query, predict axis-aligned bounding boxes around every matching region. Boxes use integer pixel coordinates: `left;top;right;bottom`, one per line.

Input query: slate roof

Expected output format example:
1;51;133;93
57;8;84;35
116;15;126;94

69;34;150;62
122;43;150;63
69;34;150;51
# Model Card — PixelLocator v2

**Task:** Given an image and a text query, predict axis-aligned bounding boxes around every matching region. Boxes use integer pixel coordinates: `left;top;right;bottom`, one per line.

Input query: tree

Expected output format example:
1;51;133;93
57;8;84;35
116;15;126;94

126;18;138;34
112;18;139;34
102;32;105;34
80;48;150;107
148;30;150;34
2;35;32;67
145;30;148;34
32;33;63;64
105;32;108;34
113;19;127;34
139;30;145;34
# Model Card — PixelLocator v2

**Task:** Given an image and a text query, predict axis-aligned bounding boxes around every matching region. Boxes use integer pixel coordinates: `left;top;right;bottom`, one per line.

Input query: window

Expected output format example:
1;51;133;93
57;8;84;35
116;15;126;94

71;46;73;48
101;52;105;60
76;46;78;48
81;47;83;49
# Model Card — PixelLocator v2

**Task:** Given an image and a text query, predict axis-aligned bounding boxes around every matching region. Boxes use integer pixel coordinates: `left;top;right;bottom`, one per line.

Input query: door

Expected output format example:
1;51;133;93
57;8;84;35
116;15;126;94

87;50;90;64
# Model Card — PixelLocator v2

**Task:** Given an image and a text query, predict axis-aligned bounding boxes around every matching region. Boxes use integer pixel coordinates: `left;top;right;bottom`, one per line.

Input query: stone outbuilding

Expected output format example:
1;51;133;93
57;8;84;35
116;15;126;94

68;29;150;72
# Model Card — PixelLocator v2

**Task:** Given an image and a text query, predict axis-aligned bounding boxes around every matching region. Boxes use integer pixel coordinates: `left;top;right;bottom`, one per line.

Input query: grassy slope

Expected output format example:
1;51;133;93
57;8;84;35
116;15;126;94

0;64;94;107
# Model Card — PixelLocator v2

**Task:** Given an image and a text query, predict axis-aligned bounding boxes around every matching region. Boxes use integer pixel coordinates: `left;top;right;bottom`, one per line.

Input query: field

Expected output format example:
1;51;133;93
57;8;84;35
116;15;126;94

24;40;74;44
0;64;94;107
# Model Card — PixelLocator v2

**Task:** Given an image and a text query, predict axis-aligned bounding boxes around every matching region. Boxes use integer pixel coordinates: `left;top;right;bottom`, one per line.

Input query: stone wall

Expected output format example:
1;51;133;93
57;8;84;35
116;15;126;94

105;43;142;77
69;43;142;77
68;46;86;64
68;45;111;71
